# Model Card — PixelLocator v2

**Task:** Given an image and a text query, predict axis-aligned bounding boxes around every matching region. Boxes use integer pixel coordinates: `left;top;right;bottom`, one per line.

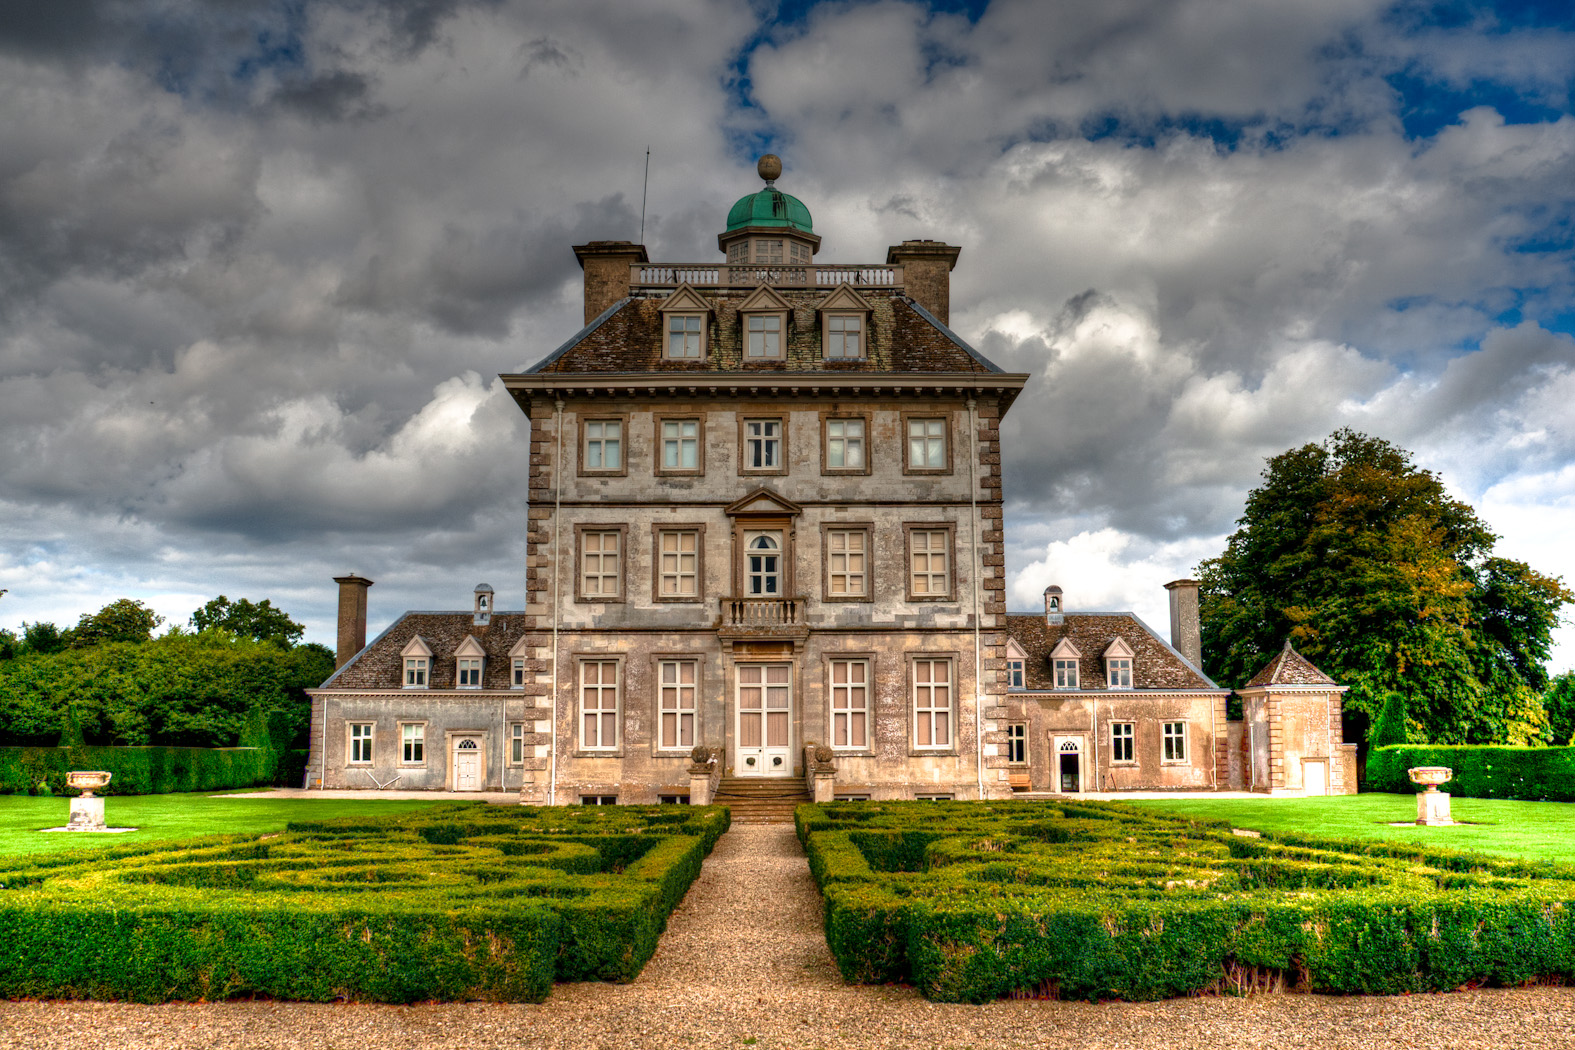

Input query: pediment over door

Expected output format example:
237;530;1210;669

724;486;803;518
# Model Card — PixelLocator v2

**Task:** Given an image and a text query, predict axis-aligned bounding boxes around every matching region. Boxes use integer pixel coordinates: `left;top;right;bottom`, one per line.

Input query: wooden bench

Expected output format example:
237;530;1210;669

1008;771;1031;792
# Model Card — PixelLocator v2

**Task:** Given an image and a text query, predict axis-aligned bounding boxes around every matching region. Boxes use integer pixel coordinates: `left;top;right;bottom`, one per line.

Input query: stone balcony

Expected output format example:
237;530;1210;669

717;596;810;650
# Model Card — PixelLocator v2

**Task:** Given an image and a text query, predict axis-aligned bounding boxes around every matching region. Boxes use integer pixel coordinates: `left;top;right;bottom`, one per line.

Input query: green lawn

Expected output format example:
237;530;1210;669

1131;793;1575;862
0;792;449;857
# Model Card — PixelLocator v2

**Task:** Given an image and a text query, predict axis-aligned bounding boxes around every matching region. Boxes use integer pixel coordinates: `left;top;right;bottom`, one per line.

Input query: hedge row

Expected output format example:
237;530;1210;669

0;746;277;795
795;800;1575;1003
1366;744;1575;801
0;802;729;1003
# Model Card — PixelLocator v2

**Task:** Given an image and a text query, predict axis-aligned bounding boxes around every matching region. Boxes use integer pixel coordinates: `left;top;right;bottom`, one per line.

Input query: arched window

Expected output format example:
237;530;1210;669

747;534;781;595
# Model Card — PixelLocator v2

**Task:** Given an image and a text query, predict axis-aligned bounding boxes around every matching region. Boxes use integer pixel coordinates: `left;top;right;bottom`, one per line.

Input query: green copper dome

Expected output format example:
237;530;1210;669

725;186;814;233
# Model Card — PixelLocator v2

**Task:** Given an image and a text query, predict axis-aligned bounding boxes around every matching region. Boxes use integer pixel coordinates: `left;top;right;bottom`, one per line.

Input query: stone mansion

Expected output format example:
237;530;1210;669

306;158;1354;803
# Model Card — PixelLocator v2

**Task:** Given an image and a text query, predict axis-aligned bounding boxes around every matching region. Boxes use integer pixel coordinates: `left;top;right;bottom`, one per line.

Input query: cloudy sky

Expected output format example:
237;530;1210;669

2;0;1572;672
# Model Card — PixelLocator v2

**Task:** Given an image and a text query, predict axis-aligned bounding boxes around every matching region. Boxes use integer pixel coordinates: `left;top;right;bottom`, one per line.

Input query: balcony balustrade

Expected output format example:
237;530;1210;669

722;596;804;630
632;263;902;290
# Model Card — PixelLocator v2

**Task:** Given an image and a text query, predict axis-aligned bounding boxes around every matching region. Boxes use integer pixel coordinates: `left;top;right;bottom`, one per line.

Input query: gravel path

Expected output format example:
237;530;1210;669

4;825;1575;1049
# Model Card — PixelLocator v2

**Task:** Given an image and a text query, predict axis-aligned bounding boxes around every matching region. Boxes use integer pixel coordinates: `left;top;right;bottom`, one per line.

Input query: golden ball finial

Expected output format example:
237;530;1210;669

757;154;782;183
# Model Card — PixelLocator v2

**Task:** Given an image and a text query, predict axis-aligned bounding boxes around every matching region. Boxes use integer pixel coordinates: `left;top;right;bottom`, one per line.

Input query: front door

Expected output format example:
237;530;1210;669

1303;758;1328;796
453;737;482;791
1056;737;1082;793
736;663;792;776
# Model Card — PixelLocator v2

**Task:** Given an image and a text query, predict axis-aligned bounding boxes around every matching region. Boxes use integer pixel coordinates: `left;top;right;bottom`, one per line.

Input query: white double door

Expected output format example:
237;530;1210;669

735;663;792;776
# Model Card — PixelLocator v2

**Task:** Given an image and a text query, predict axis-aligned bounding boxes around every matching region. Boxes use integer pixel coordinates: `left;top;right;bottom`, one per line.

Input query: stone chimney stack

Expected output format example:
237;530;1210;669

1044;584;1064;625
572;240;649;326
1164;579;1202;671
886;239;961;325
333;574;373;670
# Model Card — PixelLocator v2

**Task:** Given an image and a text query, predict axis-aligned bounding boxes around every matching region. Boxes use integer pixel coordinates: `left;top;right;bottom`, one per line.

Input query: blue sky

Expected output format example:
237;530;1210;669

0;0;1572;671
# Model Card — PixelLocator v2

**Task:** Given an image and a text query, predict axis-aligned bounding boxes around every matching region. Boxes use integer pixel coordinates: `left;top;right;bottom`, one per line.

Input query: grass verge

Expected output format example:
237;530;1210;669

1129;793;1575;862
0;792;448;857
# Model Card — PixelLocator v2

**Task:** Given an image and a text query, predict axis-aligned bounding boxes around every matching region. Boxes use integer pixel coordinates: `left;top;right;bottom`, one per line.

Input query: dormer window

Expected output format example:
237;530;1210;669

818;283;872;361
1008;659;1024;689
667;315;703;358
401;635;433;689
659;284;711;361
825;314;862;358
1104;637;1135;690
738;285;791;362
1050;637;1081;690
747;314;782;357
455;636;486;690
508;634;530;690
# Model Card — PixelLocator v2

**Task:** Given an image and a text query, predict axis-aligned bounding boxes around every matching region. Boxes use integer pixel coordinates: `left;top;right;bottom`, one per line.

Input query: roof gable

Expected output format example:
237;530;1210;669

1104;637;1134;660
401;635;432;658
455;635;486;658
818;283;873;313
736;285;793;313
659;284;711;314
725;486;802;517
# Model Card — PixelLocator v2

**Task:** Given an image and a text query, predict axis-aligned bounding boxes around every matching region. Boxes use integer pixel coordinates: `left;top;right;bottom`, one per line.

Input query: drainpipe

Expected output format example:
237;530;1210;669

549;399;565;805
967;396;983;800
1091;699;1101;794
319;693;327;791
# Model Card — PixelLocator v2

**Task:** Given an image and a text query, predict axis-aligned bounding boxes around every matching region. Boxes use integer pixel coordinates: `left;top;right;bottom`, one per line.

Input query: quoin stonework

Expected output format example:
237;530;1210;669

305;157;1354;803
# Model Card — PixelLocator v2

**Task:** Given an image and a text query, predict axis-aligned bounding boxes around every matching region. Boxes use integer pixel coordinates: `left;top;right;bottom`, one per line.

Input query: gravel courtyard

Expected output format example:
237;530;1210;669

4;824;1574;1049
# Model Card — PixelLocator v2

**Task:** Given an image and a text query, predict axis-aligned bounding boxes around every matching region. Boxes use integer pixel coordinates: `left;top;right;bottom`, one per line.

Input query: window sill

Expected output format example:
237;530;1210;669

653;596;704;604
573;750;625;759
821;594;873;603
830;749;874;758
398;763;427;769
908;749;960;758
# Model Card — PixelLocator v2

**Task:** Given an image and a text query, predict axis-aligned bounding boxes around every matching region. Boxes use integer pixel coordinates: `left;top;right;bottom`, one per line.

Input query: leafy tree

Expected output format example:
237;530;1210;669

20;621;67;655
1546;672;1575;746
190;596;305;648
70;599;164;648
1199;430;1572;748
0;630;15;661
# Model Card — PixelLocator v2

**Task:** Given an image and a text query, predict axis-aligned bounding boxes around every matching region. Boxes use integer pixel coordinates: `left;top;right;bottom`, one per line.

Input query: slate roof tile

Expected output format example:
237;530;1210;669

1243;641;1337;687
1006;613;1217;691
323;613;529;691
526;291;1000;375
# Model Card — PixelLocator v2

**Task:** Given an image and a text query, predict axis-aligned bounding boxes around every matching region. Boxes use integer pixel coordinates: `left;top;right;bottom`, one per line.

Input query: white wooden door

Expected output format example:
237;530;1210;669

453;738;482;791
736;663;792;776
1303;758;1328;796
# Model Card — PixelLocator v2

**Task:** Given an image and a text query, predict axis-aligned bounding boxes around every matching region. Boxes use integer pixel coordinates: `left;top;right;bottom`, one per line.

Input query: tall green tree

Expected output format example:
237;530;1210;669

70;599;164;648
1199;430;1572;747
191;596;305;648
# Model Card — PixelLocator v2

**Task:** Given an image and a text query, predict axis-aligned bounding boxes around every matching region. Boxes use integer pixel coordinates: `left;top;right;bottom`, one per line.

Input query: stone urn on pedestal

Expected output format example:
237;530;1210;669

1408;766;1454;826
65;771;113;831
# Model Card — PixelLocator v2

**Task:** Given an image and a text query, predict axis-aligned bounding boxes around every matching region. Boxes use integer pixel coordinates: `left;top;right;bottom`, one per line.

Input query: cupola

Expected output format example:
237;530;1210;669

474;583;494;627
718;155;822;266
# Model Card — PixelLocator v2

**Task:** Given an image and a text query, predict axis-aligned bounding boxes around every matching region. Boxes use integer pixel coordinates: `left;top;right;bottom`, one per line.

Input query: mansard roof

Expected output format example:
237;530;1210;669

1243;640;1338;688
321;612;529;691
520;288;1004;377
1005;612;1220;692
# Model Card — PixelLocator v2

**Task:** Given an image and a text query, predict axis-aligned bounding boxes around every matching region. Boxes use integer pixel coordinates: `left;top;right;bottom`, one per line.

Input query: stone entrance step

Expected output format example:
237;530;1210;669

713;776;811;824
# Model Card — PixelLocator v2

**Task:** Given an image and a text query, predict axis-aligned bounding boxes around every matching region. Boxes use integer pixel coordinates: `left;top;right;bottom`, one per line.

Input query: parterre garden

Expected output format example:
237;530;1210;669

797;799;1575;1003
0;802;728;1003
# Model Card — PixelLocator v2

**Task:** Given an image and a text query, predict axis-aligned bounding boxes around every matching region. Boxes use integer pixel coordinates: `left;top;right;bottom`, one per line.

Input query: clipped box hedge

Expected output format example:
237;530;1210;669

1366;744;1575;801
0;745;277;796
0;802;729;1003
795;800;1575;1003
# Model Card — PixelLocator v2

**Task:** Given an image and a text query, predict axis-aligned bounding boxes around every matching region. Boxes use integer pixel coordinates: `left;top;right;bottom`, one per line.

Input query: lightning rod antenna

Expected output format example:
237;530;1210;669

639;146;651;245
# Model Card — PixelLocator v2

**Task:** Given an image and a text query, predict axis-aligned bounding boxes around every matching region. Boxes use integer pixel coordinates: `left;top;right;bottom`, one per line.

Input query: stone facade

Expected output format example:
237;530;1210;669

305;158;1349;802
